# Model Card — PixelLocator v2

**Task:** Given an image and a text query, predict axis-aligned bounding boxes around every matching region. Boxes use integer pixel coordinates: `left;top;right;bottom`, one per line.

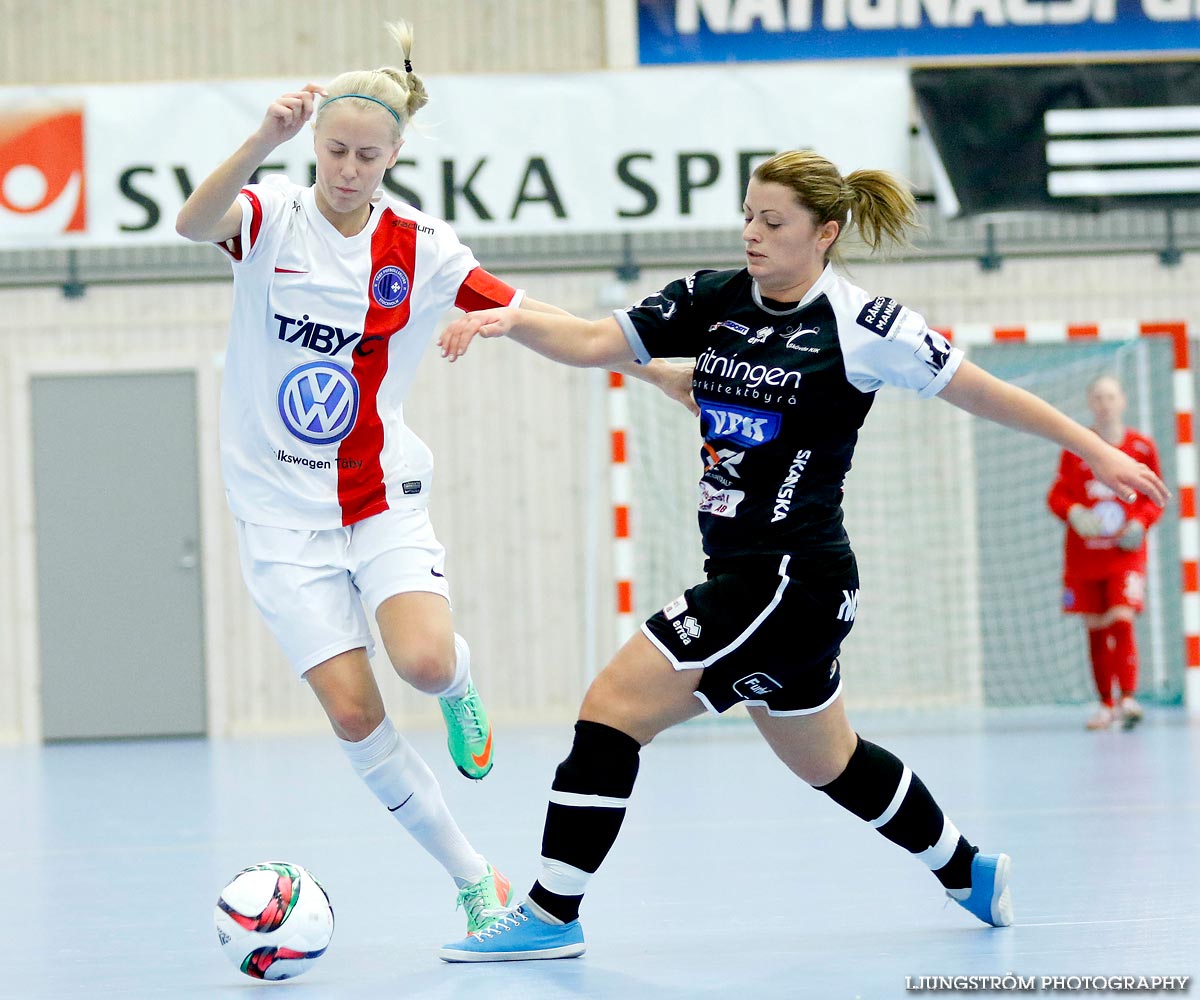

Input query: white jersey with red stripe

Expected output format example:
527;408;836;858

217;175;520;529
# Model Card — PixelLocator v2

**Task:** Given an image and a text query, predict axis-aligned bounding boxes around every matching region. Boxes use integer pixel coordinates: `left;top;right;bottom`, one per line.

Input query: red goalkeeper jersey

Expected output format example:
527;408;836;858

1046;428;1163;580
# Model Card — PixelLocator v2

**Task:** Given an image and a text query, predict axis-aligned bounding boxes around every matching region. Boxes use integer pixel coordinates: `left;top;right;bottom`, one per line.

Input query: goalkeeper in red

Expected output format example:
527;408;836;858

1047;375;1164;731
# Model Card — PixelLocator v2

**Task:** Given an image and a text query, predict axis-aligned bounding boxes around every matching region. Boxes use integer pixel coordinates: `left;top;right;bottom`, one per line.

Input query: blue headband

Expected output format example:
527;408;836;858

322;93;401;125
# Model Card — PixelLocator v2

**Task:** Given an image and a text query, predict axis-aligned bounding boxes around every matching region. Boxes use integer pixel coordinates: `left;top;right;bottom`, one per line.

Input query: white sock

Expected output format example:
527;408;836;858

338;716;487;882
434;633;472;700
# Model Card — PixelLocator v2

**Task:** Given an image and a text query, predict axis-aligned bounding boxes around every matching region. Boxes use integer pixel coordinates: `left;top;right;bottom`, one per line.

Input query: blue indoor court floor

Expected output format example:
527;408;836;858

1;707;1197;1000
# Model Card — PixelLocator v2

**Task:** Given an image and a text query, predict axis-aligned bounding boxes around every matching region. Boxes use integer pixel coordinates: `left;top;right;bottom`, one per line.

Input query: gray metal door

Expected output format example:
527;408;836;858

32;371;206;739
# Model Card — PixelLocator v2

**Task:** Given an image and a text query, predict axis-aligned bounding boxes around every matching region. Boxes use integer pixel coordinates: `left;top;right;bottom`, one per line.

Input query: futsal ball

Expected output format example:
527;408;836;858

214;862;334;981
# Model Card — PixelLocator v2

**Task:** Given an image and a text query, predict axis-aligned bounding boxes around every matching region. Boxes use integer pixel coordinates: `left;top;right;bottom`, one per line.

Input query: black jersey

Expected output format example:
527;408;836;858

615;265;963;560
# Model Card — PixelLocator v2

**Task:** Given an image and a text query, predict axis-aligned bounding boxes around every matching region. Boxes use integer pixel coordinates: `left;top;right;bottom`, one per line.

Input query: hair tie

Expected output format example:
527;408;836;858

404;59;413;74
321;92;401;125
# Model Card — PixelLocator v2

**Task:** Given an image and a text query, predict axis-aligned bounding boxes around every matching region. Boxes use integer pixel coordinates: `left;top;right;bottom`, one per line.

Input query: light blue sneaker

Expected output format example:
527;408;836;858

947;852;1013;927
438;904;586;962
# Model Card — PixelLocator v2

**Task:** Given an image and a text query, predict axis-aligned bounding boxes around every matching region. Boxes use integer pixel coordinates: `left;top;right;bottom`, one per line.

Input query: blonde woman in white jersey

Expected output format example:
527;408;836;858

177;20;691;934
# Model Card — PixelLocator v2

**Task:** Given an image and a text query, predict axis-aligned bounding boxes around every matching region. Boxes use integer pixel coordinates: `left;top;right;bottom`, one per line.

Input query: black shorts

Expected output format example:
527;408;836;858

643;551;859;716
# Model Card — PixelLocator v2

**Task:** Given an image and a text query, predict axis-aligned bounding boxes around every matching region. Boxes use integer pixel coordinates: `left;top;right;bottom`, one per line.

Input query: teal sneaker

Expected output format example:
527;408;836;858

439;904;586;962
947;852;1013;927
438;681;493;780
456;864;511;934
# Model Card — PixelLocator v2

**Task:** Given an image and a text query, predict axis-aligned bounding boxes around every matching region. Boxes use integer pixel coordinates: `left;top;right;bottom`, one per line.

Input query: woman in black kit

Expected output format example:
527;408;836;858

434;150;1170;962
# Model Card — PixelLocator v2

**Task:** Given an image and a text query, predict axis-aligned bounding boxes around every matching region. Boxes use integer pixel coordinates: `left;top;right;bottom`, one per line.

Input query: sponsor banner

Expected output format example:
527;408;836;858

638;0;1200;63
912;61;1200;216
0;64;908;249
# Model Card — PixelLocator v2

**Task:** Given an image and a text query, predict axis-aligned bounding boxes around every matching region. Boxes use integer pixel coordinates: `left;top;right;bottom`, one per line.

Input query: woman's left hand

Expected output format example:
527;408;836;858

439;308;518;361
1090;446;1170;508
655;360;699;416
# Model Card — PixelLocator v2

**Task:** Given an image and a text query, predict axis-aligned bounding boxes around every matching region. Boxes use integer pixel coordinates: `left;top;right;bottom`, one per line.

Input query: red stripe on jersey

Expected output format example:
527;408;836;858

336;210;417;525
454;267;517;312
245;189;263;249
215;188;263;262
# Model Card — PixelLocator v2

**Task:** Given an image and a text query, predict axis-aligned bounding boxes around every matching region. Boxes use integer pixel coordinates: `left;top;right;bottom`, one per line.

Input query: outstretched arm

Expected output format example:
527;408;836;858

440;307;635;369
176;84;326;243
939;360;1169;507
516;299;698;415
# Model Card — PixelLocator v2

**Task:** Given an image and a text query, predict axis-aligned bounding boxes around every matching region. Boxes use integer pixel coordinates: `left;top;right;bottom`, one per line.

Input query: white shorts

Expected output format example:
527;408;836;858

235;506;451;677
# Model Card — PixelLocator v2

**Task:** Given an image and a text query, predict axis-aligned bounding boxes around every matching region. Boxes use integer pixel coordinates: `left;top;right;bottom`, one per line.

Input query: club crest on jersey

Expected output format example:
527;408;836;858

371;266;410;308
278;361;360;445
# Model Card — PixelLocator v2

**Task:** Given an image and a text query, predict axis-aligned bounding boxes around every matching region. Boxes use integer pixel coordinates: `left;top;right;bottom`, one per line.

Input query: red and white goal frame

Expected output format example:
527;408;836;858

608;371;636;650
941;320;1198;714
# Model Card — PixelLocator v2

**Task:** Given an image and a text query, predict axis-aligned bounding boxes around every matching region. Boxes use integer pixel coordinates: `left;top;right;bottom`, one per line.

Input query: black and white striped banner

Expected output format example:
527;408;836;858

912;61;1200;217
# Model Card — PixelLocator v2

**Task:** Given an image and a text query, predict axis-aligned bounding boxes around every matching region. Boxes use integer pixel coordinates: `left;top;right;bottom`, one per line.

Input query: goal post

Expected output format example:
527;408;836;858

945;320;1198;715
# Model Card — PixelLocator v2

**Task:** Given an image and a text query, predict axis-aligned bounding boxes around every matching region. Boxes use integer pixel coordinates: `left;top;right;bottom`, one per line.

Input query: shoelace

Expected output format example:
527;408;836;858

471;906;527;940
447;693;488;743
456;876;499;926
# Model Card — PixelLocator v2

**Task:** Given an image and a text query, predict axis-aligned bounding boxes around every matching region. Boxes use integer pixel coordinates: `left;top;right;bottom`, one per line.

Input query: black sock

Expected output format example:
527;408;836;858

527;720;641;923
818;736;976;890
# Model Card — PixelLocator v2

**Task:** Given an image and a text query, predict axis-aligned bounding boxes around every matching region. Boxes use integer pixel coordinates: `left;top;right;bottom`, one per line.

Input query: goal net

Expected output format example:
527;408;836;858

622;337;1183;711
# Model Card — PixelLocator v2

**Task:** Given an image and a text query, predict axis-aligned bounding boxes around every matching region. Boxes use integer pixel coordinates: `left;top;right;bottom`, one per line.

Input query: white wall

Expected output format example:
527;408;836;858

0;0;609;84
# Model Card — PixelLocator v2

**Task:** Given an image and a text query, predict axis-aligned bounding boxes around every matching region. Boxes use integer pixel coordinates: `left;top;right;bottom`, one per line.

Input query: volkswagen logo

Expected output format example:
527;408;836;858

277;361;360;445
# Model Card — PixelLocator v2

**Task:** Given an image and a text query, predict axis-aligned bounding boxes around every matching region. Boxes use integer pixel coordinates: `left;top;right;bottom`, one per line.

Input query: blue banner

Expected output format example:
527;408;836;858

638;0;1200;62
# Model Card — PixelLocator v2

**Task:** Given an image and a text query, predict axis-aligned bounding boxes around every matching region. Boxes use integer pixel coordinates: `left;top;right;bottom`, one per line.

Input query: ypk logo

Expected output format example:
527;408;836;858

701;403;782;447
372;266;410;308
278;361;360;445
837;589;860;622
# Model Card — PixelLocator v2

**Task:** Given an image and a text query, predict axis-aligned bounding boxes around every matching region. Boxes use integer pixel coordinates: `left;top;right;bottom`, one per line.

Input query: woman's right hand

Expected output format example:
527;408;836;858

257;84;327;146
